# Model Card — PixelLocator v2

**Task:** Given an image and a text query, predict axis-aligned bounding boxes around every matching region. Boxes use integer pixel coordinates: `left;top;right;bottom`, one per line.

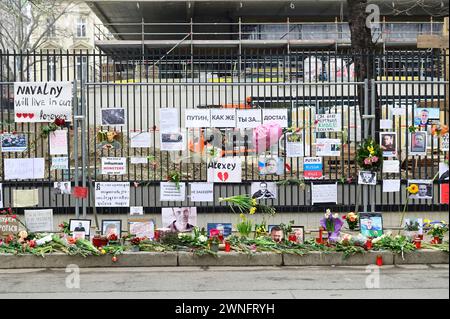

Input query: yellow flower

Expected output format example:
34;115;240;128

407;184;419;194
240;213;246;220
367;146;375;155
252;199;257;206
249;207;257;215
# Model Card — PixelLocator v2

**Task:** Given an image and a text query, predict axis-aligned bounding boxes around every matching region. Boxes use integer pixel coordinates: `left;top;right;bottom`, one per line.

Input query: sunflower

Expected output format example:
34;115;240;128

407;184;419;194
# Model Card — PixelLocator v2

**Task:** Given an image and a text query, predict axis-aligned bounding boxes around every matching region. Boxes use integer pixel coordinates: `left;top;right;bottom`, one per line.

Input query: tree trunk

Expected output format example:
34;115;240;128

347;0;380;140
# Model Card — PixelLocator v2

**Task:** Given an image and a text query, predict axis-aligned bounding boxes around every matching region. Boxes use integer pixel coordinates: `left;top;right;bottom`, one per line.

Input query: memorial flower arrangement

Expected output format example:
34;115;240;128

40;118;66;139
320;209;343;242
356;137;383;171
236;214;253;238
425;221;448;243
219;195;276;216
342;212;359;230
431;124;449;137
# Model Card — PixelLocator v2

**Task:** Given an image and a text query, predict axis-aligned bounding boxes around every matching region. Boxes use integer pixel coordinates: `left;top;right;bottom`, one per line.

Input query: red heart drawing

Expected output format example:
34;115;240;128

218;172;229;182
28;113;34;119
23;113;29;118
16;113;22;118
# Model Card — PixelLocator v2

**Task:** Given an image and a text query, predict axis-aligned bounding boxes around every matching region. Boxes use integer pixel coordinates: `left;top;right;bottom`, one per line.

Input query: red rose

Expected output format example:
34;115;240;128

342;215;347;220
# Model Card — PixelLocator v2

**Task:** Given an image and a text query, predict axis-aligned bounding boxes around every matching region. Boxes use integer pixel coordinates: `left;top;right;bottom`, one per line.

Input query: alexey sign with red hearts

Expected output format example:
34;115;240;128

14;82;73;123
207;158;242;183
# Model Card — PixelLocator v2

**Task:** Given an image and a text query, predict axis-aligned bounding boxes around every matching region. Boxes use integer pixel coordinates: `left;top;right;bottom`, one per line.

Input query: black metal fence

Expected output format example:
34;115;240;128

0;49;448;214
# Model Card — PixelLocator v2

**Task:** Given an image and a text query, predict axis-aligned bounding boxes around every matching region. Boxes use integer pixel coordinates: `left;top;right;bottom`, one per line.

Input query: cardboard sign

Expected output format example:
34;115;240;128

51;157;69;170
210;109;236;128
236;109;262;129
73;186;88;199
185;109;211;128
311;183;337;204
0;216;19;237
101;157;127;175
49;129;68;155
207;158;242;183
303;157;323;179
262;109;288;128
95;182;130;207
24;209;54;232
160;182;186;202
4;158;45;180
14;82;72;123
315;114;341;132
190;183;214;202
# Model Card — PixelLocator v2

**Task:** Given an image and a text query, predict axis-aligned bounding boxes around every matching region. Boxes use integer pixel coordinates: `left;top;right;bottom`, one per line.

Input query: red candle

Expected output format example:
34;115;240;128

414;239;422;249
154;230;160;241
225;241;231;252
366;239;373;250
376;255;383;266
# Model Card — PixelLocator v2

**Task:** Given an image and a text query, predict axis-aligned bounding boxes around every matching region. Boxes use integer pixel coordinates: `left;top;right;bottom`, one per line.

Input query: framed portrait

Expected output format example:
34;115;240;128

408;180;433;200
102;220;122;237
358;171;377;185
128;218;155;239
207;223;233;237
101;108;125;126
359;213;383;238
69;219;92;237
161;207;197;233
380;132;397;157
291;226;305;244
410;131;427;155
251;182;277;200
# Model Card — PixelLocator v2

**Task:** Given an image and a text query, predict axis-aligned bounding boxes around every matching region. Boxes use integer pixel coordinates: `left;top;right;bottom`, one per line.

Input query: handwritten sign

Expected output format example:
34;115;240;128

14;82;72;123
160;182;186;202
24;209;54;232
101;157;127;175
207;158;242;183
315;114;341;132
95;182;130;207
0;216;19;237
311;183;337;204
190;183;214;202
303;157;323;179
4;158;45;180
263;109;288;128
210;109;236;127
383;160;400;173
51;157;69;170
185;109;211;128
49;129;68;155
236;109;262;129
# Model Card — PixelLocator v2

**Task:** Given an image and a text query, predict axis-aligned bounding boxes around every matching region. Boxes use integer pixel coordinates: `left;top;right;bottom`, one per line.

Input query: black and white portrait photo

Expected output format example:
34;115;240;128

358;171;377;185
380;132;397;157
101;108;126;126
408;180;433;200
251;182;277;199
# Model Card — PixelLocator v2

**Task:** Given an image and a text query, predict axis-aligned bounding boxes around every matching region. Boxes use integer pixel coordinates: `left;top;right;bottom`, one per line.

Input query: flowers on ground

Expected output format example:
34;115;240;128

343;212;359;230
320;209;344;242
219;195;276;216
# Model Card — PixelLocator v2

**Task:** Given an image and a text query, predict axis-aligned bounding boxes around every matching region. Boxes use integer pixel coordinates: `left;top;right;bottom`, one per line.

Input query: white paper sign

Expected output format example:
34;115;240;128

207;158;242;183
0;183;3;208
49;130;68;155
95;182;130;207
160;132;185;151
160;182;186;202
286;132;305;157
383;180;401;192
391;107;406;116
130;157;148;164
383;160;400;173
263;109;288;128
185;109;211;128
190;183;214;202
159;108;179;133
130;206;144;216
14;82;72;123
315;114;342;132
101;157;127;175
358;171;377;185
311;183;338;204
441;133;449;152
315;139;341;156
210;109;236;127
236;109;262;129
51;157;69;170
380;119;393;129
24;209;53;232
130;132;151;148
4;158;45;180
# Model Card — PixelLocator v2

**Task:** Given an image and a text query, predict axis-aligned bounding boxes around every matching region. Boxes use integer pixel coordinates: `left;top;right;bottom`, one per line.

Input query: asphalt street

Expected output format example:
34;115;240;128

0;264;448;299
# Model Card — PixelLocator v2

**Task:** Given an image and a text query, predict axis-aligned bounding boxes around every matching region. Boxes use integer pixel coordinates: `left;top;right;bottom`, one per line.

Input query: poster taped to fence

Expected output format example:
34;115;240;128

51;157;69;170
94;182;130;207
1;133;27;152
130;132;152;148
315;139;341;156
303;157;323;179
210;109;236;127
14;82;73;123
311;183;337;204
207;158;242;183
190;183;214;202
315;114;341;132
159;108;179;133
101;157;127;175
12;189;39;207
441;133;449;152
4;158;45;180
160;182;186;202
236;109;262;129
382;160;400;173
262;109;288;128
49;129;68;155
24;209;54;232
383;180;400;192
185;109;211;128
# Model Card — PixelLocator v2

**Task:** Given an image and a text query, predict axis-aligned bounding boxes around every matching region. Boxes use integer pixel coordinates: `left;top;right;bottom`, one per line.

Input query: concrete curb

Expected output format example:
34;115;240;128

0;250;448;268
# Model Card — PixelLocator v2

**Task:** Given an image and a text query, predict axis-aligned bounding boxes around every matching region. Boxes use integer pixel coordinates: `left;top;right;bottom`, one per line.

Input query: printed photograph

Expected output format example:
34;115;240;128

408;180;433;200
207;223;233;237
380;132;397;157
128;219;155;239
162;207;197;233
359;213;383;238
414;108;440;126
251;181;277;199
96;131;123;150
410;131;427;155
358;171;377;185
1;133;27;152
101;108;126;126
69;219;91;237
291;226;305;244
102;220;122;237
53;181;71;195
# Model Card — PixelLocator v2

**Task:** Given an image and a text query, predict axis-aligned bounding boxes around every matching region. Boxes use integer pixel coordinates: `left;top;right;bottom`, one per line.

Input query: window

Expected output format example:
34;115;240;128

76;56;88;81
76;16;87;37
47;18;56;38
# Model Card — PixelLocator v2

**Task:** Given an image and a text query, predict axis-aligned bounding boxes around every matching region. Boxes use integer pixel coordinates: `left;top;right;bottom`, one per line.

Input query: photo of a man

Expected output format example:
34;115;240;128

410;131;427;155
418;109;429;126
360;213;383;238
380;132;396;157
102;220;122;237
408;180;433;199
74;222;85;232
270;226;283;243
251;182;277;199
163;207;197;233
97;131;122;150
69;219;91;237
358;171;377;185
101;108;125;126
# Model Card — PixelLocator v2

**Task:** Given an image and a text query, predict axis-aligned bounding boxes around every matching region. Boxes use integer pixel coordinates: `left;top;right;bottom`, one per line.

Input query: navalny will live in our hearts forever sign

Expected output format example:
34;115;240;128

14;82;73;123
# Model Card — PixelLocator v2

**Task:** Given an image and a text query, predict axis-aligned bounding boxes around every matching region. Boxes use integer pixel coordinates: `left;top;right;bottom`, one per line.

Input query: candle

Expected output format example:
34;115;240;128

376;255;383;266
366;239;373;250
414;238;421;249
225;241;231;252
